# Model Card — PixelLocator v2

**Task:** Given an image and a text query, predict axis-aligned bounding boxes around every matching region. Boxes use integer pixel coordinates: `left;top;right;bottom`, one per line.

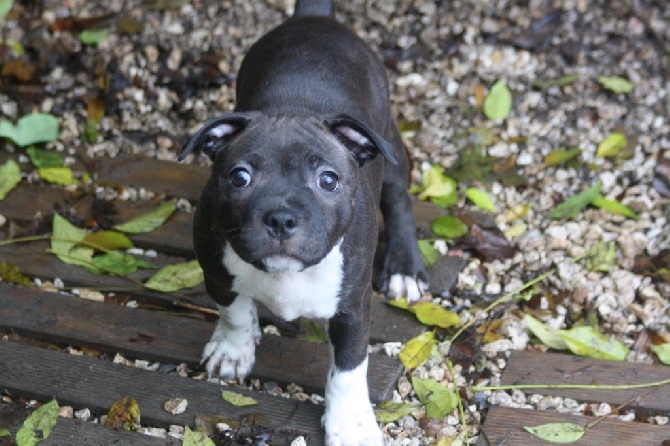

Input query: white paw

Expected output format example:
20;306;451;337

202;299;261;380
322;358;385;446
388;274;428;303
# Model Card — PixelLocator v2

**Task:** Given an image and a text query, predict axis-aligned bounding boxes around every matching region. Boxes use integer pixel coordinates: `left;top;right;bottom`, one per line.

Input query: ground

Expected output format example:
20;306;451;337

0;0;669;444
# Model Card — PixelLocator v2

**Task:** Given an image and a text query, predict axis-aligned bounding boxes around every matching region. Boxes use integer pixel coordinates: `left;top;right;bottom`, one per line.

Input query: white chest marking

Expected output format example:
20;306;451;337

222;242;343;321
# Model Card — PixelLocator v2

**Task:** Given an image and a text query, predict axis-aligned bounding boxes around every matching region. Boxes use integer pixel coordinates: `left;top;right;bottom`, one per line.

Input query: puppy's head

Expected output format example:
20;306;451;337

180;113;396;274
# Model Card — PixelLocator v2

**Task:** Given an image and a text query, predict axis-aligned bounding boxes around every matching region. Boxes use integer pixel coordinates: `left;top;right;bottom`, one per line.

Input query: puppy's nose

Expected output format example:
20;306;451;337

263;209;298;239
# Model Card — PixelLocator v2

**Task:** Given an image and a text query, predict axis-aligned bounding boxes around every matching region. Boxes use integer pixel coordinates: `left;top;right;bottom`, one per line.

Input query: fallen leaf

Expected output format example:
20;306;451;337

183;426;215;446
104;396;141;431
399;331;437;369
544;147;581;166
221;390;257;407
524;314;568;350
632;249;670;284
0;262;32;286
83;231;134;250
91;251;155;276
597;76;634;94
547;182;601;220
116;16;144;35
79;29;109;45
296;318;329;343
591;196;638;220
114;202;177;234
0;429;9;437
584;240;618;273
504;222;527;239
559;326;629;361
38;166;77;186
374;401;419;423
431;215;468;239
0;0;14;19
26;147;64;168
465;187;496;212
86;96;106;124
16;400;59;446
412;302;460;329
457;225;516;261
596;132;627;158
411;377;458;419
418;240;439;268
483;80;512;121
531;74;577;89
398;119;422;139
651;344;670;365
51;214;94;268
524;422;586;443
144;260;203;292
0;159;21;200
0;113;60;147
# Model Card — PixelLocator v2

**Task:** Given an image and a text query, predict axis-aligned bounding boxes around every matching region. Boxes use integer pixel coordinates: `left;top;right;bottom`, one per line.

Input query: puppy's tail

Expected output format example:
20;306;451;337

294;0;333;17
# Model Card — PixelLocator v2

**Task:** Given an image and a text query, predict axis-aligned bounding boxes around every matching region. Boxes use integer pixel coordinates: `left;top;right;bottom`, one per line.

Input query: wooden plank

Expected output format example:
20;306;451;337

0;341;325;444
501;350;670;412
44;417;177;445
0;283;401;402
0;240;424;344
477;406;670;446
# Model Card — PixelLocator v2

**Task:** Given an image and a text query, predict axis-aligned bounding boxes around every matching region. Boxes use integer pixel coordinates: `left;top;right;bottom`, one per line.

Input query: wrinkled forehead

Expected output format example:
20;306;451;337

223;117;356;169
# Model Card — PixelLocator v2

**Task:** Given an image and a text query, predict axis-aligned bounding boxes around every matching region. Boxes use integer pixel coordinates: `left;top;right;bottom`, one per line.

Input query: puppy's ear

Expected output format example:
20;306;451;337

178;113;254;162
324;114;398;167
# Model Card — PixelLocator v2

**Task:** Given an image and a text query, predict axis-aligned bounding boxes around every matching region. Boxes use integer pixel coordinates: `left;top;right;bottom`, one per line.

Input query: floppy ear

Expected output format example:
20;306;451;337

324;114;398;167
178;112;254;162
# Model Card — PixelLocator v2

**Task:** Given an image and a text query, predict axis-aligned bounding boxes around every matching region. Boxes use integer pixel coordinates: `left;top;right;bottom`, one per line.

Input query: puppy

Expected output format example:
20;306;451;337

179;1;428;444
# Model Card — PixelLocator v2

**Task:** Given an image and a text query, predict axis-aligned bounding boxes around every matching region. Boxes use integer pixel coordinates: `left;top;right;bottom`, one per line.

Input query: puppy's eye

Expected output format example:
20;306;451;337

229;167;252;187
318;171;339;192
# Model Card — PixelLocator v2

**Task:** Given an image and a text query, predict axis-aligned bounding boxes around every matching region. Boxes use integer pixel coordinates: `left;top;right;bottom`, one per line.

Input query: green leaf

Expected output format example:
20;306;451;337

597;132;627;158
296;319;329;343
399;331;436;369
221;391;257;407
0;429;10;437
411;377;458;419
559;326;629;361
183;426;216;446
16;399;59;446
531;74;578;89
51;214;94;268
524;314;568;350
144;260;204;292
465;187;496;212
38;166;76;186
386;297;411;311
83;231;134;250
524;422;586;443
0;262;32;286
374;401;419;423
114;202;177;234
416;165;458;204
584;240;618;273
91;251;155;276
547;182;601;220
544;147;581;166
79;29;109;45
483;80;512;121
0;159;21;200
651;343;670;365
591;195;638;220
26;147;64;168
431;215;468;239
0;0;14;19
597;76;634;94
412;302;460;329
0;113;59;147
418;240;439;268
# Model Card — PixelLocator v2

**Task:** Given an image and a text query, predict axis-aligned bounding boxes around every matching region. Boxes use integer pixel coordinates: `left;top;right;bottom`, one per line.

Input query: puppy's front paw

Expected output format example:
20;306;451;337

386;273;428;303
323;359;384;446
203;299;261;380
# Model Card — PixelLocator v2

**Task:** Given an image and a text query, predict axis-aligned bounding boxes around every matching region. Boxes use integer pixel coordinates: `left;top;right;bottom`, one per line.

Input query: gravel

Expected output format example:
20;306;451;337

1;0;669;444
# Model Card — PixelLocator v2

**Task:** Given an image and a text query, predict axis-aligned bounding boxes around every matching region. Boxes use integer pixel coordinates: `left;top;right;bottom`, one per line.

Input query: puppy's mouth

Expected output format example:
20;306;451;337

257;254;305;273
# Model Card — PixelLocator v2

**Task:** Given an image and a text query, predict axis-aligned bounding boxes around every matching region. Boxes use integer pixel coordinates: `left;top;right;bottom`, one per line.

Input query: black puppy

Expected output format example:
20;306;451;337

179;1;428;444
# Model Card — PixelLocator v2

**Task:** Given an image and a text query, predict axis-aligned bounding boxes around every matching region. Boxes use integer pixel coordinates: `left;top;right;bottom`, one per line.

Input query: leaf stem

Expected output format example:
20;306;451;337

472;377;670;393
